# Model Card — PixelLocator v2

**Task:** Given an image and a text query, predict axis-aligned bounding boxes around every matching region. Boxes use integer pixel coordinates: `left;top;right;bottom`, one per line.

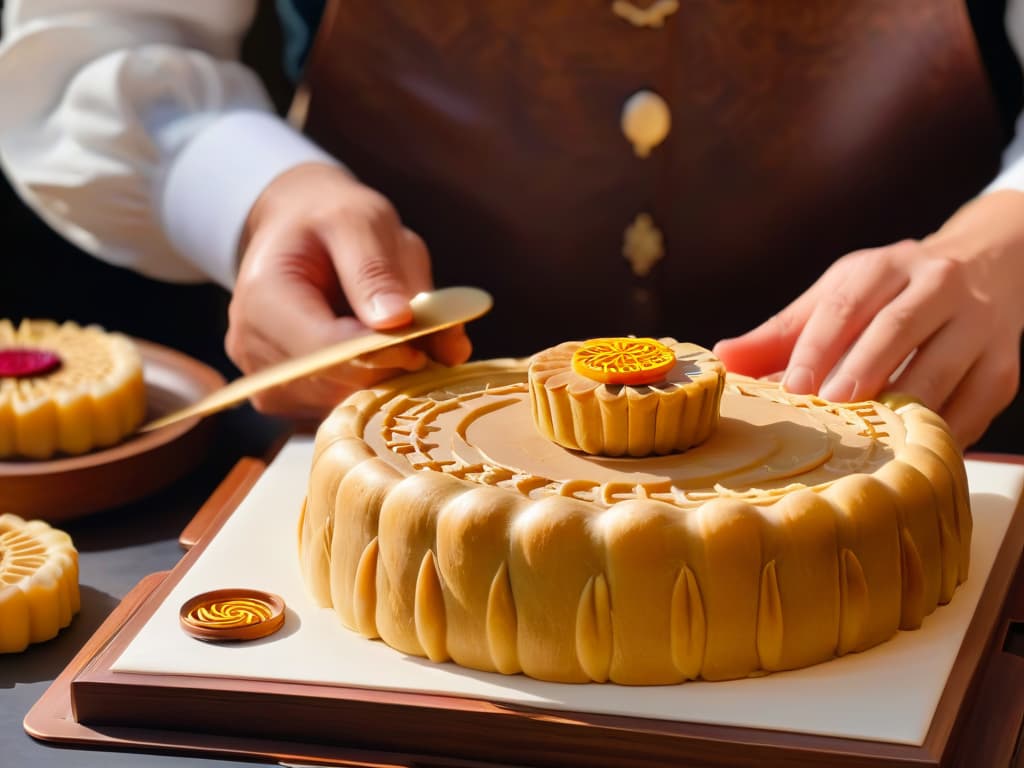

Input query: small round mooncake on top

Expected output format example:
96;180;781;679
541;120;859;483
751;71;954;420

529;337;725;457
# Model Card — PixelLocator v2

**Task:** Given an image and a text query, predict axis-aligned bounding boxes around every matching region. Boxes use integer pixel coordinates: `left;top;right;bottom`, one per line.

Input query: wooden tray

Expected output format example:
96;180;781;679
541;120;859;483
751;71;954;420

24;454;1024;768
0;339;225;522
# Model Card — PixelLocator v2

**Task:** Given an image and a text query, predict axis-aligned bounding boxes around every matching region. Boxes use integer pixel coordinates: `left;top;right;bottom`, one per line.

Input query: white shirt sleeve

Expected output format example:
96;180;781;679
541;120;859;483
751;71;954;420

0;1;335;289
986;0;1024;192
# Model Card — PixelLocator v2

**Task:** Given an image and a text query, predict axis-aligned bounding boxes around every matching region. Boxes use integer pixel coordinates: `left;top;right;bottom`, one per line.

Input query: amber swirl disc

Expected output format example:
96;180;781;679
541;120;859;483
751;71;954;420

180;589;285;642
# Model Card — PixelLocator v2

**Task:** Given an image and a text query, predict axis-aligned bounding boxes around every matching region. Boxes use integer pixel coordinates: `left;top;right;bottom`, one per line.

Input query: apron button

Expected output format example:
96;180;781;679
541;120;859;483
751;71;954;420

612;0;680;28
624;212;664;277
621;89;671;157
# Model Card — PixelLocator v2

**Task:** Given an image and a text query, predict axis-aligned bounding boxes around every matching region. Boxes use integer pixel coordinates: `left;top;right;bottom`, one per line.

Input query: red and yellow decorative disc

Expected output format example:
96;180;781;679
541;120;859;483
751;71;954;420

179;589;285;642
571;337;677;385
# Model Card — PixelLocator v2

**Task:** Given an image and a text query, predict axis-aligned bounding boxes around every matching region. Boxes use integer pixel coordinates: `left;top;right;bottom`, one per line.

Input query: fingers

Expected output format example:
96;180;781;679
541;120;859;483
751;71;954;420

227;234;340;369
886;319;975;411
318;197;418;330
351;344;429;371
781;250;910;394
349;325;472;371
938;348;1019;448
817;259;959;402
421;325;473;366
316;214;468;366
396;228;434;296
317;221;467;367
713;307;809;378
715;246;906;382
249;363;401;417
232;165;474;420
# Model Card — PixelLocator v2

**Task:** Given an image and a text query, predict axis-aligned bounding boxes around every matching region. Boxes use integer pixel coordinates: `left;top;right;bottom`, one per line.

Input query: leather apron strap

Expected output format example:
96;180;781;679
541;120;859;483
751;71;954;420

298;1;1003;357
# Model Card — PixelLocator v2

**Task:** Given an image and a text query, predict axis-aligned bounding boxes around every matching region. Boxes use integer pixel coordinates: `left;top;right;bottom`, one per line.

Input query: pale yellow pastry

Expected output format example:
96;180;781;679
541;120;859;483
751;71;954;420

529;338;724;456
301;350;970;685
0;319;145;459
0;513;80;653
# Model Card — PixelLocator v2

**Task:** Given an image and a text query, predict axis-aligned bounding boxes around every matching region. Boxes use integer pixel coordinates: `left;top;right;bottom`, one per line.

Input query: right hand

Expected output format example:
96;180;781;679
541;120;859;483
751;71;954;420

714;191;1024;448
226;162;472;418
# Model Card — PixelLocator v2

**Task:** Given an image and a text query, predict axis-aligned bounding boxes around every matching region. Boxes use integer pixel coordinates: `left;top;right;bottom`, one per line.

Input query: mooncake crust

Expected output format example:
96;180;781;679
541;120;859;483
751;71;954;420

300;358;970;685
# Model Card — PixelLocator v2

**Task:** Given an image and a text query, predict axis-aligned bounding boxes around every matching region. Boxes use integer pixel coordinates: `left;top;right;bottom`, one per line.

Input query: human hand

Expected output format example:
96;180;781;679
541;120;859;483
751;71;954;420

714;190;1024;448
226;162;472;418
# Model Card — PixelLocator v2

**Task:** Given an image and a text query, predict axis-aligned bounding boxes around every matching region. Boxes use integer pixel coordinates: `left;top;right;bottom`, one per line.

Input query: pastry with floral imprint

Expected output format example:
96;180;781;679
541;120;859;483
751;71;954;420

529;337;725;456
0;319;145;459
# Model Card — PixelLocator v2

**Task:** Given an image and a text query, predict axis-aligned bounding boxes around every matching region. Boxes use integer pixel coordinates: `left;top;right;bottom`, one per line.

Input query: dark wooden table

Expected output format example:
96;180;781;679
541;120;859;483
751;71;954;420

0;407;287;768
5;413;1024;768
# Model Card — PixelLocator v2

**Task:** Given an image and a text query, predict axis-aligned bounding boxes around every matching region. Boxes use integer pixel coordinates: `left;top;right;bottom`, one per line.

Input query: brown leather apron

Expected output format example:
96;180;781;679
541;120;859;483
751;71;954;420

298;1;1003;358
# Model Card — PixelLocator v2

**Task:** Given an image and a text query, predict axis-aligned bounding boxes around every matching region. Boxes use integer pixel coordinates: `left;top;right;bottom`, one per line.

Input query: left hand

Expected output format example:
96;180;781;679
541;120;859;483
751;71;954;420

714;190;1024;448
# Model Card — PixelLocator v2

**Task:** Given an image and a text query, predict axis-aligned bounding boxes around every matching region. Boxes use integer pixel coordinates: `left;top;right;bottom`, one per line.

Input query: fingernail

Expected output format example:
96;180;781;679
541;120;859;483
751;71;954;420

820;375;857;403
368;292;410;327
782;365;816;394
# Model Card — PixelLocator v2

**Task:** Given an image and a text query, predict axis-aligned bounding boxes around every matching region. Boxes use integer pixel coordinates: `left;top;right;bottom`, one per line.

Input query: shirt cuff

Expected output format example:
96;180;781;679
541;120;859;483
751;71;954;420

985;161;1024;194
159;110;337;289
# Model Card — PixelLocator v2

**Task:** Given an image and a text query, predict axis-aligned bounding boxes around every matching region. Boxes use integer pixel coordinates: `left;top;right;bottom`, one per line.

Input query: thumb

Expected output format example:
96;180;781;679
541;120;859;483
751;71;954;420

321;215;415;331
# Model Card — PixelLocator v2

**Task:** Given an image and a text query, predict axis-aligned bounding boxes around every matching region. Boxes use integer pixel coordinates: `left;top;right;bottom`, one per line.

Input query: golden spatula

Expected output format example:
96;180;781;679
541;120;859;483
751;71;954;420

140;286;492;433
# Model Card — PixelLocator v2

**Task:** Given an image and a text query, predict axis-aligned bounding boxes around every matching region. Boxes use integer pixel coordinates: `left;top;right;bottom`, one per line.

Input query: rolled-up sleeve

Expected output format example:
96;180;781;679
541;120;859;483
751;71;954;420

0;1;334;288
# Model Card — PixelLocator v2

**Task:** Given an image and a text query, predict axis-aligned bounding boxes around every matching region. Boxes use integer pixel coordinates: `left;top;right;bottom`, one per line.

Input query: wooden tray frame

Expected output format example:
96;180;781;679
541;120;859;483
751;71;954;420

24;453;1024;768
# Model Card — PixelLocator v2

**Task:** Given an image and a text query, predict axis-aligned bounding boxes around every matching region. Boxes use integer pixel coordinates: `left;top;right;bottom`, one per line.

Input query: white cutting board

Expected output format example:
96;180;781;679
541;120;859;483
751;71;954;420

112;437;1024;746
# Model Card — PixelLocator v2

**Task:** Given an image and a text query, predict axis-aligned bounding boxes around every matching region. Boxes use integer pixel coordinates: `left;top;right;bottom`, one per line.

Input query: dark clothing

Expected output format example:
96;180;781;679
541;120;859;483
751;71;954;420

300;0;1002;358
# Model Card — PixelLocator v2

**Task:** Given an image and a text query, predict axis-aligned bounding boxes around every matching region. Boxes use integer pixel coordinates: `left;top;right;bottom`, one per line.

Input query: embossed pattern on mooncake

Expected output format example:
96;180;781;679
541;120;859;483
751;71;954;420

0;513;80;653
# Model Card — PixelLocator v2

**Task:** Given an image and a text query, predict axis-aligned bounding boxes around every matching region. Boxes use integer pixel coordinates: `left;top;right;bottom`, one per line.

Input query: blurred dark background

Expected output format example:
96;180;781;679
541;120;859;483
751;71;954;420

1;1;1022;452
